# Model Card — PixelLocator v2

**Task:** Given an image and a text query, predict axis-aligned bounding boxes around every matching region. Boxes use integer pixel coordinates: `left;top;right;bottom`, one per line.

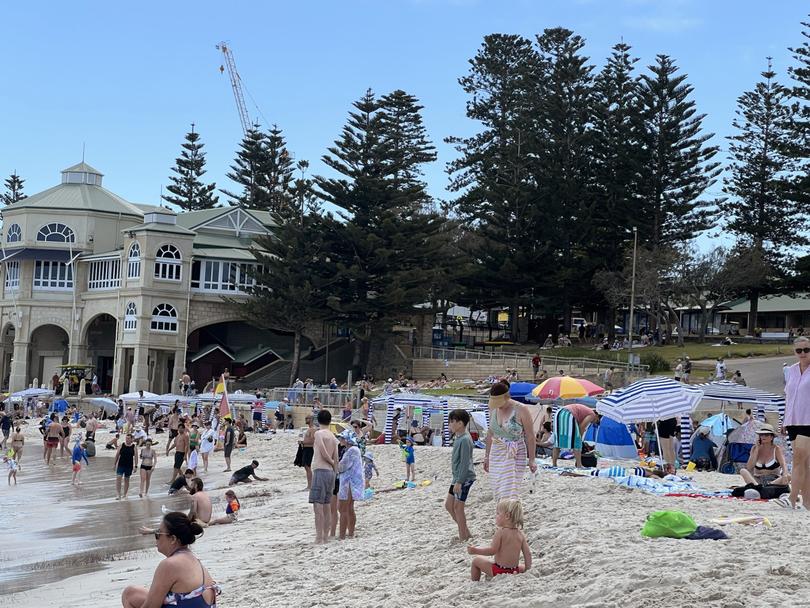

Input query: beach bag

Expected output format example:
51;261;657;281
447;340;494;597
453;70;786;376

641;510;697;539
581;453;597;468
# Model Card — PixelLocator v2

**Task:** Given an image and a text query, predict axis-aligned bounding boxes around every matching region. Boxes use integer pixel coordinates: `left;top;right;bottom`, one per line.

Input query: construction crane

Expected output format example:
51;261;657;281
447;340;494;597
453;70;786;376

216;42;252;135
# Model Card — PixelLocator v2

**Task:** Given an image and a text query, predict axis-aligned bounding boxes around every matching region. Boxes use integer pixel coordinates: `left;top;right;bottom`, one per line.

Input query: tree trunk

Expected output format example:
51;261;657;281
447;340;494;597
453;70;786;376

698;306;709;343
509;302;519;341
289;330;301;386
607;307;616;341
748;288;760;336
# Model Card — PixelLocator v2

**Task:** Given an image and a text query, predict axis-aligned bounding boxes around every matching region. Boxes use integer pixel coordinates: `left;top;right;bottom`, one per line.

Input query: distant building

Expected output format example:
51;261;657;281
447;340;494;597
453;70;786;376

0;162;345;393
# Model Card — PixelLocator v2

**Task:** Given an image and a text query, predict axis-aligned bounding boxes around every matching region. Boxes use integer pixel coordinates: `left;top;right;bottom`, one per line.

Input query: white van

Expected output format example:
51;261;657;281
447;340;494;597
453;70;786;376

571;317;587;334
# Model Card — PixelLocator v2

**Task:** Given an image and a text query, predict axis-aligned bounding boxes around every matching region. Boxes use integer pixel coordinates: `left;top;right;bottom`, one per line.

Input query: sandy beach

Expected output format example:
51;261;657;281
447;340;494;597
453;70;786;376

2;421;808;608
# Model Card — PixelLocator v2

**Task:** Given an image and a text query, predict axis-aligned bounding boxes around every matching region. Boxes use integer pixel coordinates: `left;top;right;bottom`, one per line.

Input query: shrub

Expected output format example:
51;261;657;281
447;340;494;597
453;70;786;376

640;352;671;374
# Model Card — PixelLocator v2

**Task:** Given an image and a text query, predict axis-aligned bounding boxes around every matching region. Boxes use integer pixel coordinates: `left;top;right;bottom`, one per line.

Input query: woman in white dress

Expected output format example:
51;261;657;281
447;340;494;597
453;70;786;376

199;420;216;473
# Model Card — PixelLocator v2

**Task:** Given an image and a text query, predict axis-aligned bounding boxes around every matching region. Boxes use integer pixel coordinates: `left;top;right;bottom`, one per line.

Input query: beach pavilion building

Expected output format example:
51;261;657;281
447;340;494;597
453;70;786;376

0;162;350;394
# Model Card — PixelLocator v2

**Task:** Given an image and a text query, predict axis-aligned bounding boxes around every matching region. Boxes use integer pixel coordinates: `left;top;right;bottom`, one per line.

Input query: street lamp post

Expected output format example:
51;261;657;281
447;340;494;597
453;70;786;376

628;227;638;360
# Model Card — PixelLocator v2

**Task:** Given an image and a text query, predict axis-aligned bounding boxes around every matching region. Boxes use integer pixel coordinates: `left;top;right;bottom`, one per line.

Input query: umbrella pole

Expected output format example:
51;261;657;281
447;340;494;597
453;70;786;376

654;421;667;468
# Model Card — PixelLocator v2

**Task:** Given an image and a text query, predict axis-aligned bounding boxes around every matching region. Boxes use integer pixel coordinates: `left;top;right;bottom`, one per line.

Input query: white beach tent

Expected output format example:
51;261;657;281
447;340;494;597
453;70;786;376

374;393;488;446
118;391;159;403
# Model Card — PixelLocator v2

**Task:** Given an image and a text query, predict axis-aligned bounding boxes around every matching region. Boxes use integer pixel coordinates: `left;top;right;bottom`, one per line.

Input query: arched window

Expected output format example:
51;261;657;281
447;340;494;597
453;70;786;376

36;223;75;243
6;224;21;243
127;243;141;279
124;302;137;331
150;303;178;333
154;244;181;281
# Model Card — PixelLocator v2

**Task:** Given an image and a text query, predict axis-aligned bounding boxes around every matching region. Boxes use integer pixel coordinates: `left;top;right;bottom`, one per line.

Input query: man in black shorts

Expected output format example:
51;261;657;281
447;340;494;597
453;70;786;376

656;417;678;467
223;419;235;472
229;460;267;486
166;424;189;483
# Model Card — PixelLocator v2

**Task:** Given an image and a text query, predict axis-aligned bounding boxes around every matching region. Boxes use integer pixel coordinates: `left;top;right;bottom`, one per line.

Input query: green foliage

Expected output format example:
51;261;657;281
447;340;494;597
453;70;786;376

162;125;218;211
316;89;445;370
639;352;670;374
1;172;26;205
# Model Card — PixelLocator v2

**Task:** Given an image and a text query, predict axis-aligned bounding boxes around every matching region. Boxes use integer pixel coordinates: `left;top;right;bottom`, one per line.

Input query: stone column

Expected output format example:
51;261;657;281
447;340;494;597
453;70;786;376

111;345;125;396
129;345;150;393
9;340;30;392
171;348;186;395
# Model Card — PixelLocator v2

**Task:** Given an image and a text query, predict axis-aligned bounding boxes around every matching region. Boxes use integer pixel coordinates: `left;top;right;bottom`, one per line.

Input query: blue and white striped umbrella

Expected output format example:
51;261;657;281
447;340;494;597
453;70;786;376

692;380;785;409
596;377;704;423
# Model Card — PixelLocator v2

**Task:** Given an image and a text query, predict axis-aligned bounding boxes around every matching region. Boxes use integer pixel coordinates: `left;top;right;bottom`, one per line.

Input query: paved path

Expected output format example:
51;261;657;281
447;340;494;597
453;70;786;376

700;355;793;395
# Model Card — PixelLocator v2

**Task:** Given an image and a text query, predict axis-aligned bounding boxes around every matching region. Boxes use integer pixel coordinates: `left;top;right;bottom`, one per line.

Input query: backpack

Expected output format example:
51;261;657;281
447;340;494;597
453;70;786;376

641;510;697;539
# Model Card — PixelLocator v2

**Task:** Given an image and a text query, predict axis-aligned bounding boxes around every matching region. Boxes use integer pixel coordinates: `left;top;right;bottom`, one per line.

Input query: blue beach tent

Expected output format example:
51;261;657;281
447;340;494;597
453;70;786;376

584;415;637;459
509;382;537;403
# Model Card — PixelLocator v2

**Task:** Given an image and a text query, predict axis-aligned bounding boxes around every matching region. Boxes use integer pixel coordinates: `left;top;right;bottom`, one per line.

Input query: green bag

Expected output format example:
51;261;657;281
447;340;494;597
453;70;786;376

641;510;697;539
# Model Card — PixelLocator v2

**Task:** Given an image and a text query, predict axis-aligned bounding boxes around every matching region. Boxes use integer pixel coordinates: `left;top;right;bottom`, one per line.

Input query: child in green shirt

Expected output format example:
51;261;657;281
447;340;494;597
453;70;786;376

446;408;476;541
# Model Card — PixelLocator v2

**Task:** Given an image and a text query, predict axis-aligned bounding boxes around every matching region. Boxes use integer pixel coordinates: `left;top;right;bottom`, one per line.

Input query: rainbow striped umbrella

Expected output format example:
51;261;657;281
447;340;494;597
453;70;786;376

530;376;604;400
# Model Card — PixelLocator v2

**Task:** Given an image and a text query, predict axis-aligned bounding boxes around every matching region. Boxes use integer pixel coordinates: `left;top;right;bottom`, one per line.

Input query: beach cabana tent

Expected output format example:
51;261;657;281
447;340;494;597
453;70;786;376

118;391;159;402
11;388;54;399
375;393;488;446
584;416;638;459
509;382;537;403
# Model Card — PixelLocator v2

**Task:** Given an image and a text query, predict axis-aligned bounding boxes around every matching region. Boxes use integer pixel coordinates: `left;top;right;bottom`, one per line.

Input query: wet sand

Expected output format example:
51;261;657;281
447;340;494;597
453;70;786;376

0;425;188;594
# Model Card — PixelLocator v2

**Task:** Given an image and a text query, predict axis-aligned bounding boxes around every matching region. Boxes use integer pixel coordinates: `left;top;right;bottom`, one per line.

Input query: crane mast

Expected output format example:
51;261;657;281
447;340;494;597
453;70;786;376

216;42;252;135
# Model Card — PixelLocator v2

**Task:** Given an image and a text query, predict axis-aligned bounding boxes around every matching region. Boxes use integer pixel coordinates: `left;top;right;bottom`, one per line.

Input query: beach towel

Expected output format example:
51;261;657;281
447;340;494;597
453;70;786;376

554;408;582;451
489;437;527;501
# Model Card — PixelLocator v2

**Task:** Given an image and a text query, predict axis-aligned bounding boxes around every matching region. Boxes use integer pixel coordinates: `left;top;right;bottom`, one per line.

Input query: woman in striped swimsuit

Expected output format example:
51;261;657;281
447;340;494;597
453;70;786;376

485;382;537;503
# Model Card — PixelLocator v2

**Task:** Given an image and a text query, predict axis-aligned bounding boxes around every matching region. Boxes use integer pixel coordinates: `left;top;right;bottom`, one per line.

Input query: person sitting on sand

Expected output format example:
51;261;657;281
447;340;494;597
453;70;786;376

124;511;219;608
467;499;532;580
188;478;213;525
228;460;267;486
208;490;240;526
741;424;791;487
536;421;555;457
688;428;718;471
168;469;195;495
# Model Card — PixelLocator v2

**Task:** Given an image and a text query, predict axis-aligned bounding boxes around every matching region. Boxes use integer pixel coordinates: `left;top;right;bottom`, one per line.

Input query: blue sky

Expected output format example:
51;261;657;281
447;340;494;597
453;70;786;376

2;0;807;228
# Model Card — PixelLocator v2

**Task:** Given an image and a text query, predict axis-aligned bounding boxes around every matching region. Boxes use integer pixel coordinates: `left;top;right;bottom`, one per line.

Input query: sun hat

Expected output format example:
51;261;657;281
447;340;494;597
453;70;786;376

756;424;776;435
338;429;358;445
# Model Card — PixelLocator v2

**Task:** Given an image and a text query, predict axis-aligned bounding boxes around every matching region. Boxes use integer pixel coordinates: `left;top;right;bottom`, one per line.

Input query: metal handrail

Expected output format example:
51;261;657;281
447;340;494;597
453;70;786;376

412;345;649;374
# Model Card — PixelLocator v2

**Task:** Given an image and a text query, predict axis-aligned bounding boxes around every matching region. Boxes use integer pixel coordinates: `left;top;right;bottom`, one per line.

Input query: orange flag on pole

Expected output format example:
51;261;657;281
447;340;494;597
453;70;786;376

218;374;231;419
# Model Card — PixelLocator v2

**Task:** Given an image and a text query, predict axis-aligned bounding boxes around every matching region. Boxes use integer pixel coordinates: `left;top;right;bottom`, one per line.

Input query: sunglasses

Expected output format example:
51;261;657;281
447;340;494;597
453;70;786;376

154;531;171;541
796;348;810;354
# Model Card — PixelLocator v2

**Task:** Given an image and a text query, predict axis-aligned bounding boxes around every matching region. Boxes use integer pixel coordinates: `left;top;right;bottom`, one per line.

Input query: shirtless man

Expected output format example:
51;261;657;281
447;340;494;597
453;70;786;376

85;412;99;443
168;408;180;440
10;426;24;466
166;424;189;483
309;409;338;544
188;478;212;525
44;414;64;465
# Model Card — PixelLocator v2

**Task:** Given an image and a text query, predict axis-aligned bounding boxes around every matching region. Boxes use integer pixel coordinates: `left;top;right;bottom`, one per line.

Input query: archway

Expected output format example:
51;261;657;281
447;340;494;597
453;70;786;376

29;324;69;388
84;314;117;392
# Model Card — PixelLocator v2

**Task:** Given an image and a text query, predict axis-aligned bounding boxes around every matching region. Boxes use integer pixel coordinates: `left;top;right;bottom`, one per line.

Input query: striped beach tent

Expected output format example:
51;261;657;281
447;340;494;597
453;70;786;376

377;393;486;446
